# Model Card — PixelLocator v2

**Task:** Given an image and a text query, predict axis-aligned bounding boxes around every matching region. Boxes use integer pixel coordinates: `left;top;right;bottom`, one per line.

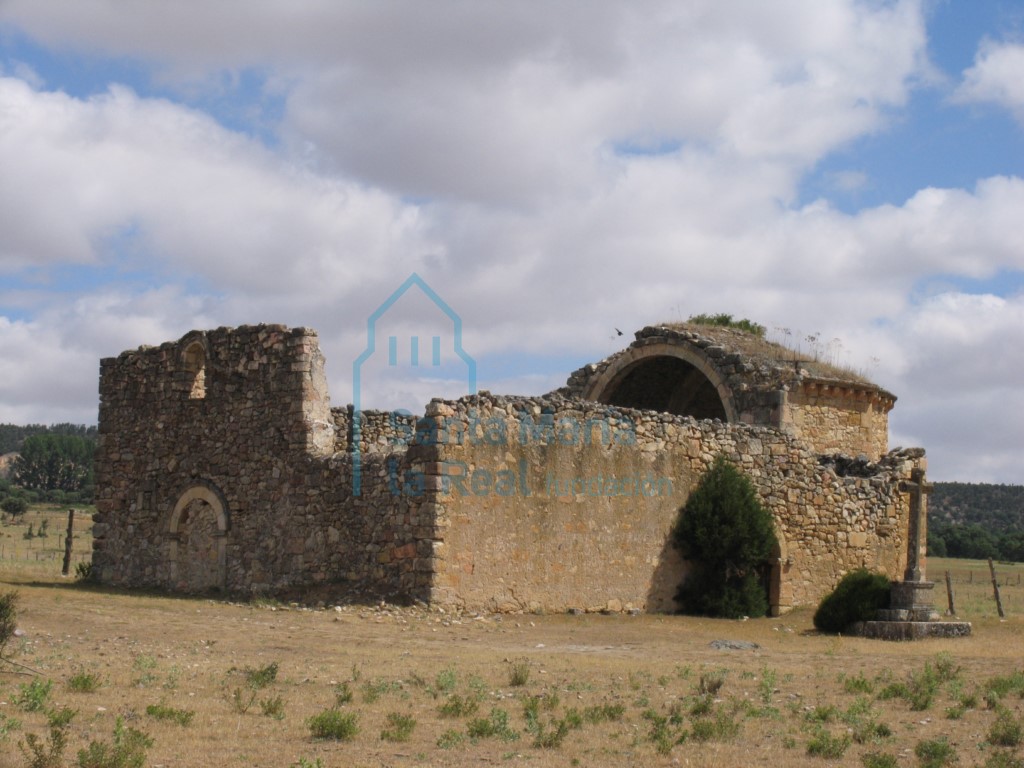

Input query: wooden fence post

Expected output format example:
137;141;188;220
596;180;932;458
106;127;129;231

944;570;956;616
61;509;75;576
989;558;1006;619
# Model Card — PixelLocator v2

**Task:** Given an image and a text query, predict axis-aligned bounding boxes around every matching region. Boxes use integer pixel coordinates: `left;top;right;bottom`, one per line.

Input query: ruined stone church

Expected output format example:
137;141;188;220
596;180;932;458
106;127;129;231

93;320;927;615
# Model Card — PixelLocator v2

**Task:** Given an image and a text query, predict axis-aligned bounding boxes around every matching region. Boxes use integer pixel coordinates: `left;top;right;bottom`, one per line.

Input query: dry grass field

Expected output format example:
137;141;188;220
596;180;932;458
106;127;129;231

2;519;1024;768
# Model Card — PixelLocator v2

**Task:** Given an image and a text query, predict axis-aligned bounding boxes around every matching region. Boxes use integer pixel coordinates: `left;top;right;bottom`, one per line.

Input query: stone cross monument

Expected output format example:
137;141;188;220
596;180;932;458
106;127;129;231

886;467;939;620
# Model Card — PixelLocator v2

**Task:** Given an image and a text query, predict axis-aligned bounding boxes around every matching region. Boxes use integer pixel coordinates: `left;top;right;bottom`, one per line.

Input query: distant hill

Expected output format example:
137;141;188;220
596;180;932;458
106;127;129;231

931;482;1024;533
929;482;1024;561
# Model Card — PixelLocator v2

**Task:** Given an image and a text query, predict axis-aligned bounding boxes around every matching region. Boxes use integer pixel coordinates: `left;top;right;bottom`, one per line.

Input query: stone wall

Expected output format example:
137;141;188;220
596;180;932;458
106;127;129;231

783;383;890;460
411;393;918;614
93;325;433;601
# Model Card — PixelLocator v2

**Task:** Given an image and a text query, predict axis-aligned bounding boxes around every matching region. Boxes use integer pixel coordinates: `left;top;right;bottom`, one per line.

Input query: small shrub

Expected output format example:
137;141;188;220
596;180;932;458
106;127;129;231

862;752;899;768
945;704;966;720
47;707;77;729
805;705;838;723
131;655;159;688
16;679;52;712
467;708;517;742
76;718;152;768
439;694;479;718
851;720;892;744
642;709;686;755
690;710;741;742
759;666;777;704
697;671;726;696
145;704;194;726
334;681;353;705
914;737;956;768
989;708;1023;747
985;671;1024;703
67;671;103;693
906;662;941;711
260;695;285;720
19;725;68;768
437;729;465;749
877;681;909;701
582;703;625;723
292;759;324;768
307;709;358;741
532;718;572;749
813;569;890;633
843;672;875;695
984;753;1024;768
806;729;851;759
245;662;278;690
672;456;777;618
0;590;19;659
435;666;457;693
1;712;23;739
380;712;416;742
508;660;530;687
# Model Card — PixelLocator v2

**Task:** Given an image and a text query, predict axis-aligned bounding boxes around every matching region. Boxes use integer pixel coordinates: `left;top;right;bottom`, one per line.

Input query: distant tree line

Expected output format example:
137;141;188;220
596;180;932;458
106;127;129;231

928;481;1024;561
0;423;97;454
0;423;97;511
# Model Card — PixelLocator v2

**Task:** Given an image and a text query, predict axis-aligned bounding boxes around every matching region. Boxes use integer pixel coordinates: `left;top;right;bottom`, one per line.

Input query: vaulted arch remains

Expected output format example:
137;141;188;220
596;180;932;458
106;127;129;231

582;343;737;422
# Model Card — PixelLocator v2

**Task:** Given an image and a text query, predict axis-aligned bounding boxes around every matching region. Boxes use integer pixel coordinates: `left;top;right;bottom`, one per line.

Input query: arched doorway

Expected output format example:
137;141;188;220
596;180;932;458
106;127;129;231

168;484;228;593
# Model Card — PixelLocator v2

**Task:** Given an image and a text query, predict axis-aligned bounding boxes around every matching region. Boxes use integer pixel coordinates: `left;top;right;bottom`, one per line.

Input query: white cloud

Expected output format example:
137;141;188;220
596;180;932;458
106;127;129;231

954;40;1024;124
0;1;1022;483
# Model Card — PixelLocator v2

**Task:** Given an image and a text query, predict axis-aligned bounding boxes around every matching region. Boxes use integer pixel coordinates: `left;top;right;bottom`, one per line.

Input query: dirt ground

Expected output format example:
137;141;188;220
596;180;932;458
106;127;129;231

1;573;1023;768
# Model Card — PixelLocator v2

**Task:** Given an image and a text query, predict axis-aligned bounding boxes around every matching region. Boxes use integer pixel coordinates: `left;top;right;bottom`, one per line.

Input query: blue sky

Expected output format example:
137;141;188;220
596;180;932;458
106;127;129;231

0;1;1022;483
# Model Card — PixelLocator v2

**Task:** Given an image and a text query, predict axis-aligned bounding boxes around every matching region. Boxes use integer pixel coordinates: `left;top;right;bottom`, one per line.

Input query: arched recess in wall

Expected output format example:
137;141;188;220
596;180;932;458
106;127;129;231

167;484;229;593
180;333;208;400
582;343;737;422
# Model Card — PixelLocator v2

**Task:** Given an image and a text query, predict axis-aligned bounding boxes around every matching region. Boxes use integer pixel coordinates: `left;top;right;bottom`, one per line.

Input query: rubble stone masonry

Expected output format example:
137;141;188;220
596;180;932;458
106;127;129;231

93;325;922;614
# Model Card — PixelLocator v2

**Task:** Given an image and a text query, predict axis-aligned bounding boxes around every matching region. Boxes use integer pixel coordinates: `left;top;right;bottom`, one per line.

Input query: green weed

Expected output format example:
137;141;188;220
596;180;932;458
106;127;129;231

334;681;353;705
508;660;530;687
144;703;194;726
259;695;286;720
467;708;517;742
989;708;1023;747
307;709;358;741
690;709;740;742
380;712;416;742
67;670;103;693
806;729;851;759
437;728;465;749
861;752;898;768
76;717;152;768
914;737;957;768
439;693;479;718
15;678;52;712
